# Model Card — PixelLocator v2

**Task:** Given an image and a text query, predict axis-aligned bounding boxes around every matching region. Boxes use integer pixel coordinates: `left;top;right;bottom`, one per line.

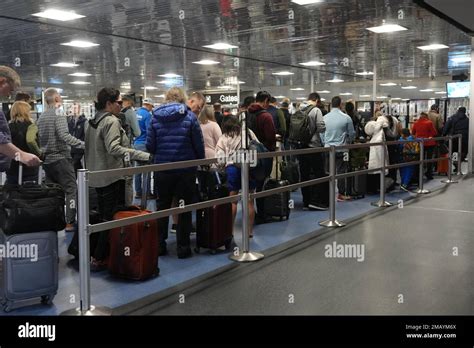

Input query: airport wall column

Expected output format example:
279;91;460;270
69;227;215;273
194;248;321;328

417;141;430;194
442;136;458;184
319;146;345;228
469;37;474;174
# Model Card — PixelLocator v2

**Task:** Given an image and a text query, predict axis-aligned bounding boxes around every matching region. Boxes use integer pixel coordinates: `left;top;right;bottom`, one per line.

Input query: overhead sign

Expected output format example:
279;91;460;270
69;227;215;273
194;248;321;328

205;93;238;104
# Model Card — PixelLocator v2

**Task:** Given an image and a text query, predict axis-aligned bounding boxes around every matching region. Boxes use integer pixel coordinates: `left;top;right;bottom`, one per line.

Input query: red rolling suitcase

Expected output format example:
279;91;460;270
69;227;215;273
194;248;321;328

195;171;233;254
108;173;159;280
437;153;449;175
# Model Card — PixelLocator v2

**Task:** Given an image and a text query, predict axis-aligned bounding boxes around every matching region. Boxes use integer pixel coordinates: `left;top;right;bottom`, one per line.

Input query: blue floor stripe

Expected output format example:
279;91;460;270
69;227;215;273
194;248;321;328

0;177;448;315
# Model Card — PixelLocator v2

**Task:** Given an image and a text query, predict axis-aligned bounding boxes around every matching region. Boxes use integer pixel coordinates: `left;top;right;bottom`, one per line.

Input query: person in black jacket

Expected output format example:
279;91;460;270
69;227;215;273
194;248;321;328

67;106;86;174
443;107;469;163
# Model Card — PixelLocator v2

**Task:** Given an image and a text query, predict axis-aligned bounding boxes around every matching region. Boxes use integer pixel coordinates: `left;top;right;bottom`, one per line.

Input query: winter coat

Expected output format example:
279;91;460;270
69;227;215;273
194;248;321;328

365;117;389;174
443;111;469;149
412;117;437;147
146;102;205;173
247;103;277;151
299;102;326;148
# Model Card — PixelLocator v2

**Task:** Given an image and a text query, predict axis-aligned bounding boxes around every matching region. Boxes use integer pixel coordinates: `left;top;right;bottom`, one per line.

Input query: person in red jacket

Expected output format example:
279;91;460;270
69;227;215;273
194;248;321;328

412;112;437;180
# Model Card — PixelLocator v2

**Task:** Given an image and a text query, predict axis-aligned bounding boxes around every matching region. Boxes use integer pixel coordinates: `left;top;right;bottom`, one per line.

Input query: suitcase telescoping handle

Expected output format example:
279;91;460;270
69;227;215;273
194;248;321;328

17;162;43;186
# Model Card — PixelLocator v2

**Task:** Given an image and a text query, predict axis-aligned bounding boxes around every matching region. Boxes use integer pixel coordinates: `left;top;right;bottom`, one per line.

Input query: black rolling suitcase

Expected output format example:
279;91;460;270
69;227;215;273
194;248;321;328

263;158;290;221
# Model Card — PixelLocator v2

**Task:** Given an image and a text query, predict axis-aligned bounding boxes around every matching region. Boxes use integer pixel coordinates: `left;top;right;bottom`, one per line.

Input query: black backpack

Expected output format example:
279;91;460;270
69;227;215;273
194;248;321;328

289;105;315;146
246;109;265;136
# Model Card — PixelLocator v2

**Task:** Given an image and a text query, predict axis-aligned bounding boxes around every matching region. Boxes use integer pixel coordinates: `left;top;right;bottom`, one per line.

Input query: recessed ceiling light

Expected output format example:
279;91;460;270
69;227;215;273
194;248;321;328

420;89;434;92
32;9;85;21
299;60;325;66
435;91;447;94
380;82;397;86
402;99;410;101
272;71;294;76
60;95;68;98
401;86;417;89
218;86;234;89
70;81;90;85
238;81;245;84
291;0;324;4
377;96;387;99
355;71;374;76
154;95;165;98
296;97;307;100
366;24;408;33
68;72;91;77
317;90;331;94
451;56;471;63
50;62;79;67
320;98;326;101
360;94;372;98
326;79;344;83
407;80;413;82
203;43;238;50
274;96;286;99
61;40;99;48
417;44;449;51
340;92;352;96
290;88;305;91
192;60;220;65
158;73;181;78
391;97;402;100
143;86;158;90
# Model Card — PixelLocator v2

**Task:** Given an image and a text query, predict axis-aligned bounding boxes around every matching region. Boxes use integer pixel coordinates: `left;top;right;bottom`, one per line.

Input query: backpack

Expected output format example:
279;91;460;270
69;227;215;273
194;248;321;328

402;140;420;160
246;109;265;136
288;105;315;146
248;139;272;181
383;116;398;141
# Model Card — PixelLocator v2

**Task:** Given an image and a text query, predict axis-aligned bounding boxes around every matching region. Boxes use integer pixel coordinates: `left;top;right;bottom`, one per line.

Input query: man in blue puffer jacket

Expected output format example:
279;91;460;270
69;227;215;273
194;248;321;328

146;87;205;259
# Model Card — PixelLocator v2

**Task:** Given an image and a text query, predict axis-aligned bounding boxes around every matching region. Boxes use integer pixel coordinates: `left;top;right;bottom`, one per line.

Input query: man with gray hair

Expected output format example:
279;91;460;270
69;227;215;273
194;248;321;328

0;66;41;171
37;88;85;232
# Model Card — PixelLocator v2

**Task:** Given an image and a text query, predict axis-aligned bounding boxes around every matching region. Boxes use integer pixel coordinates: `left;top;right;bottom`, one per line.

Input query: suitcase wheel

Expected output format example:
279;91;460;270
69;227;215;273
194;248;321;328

41;295;54;305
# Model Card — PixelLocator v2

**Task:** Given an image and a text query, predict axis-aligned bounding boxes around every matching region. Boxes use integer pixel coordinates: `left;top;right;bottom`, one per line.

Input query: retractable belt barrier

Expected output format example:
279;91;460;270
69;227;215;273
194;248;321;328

66;134;463;315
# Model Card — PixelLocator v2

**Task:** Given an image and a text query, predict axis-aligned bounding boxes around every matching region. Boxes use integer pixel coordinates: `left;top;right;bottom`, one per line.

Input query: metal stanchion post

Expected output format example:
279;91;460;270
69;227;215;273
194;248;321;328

457;136;463;176
319;146;346;227
416;141;430;194
442;136;458;184
371;143;393;207
229;112;263;263
61;169;112;315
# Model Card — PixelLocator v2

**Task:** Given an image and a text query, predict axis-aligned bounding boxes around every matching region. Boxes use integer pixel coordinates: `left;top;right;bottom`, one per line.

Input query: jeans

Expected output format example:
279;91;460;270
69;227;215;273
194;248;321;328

134;142;151;195
298;151;328;206
155;171;196;249
400;166;415;186
43;159;77;224
335;153;350;196
94;180;125;261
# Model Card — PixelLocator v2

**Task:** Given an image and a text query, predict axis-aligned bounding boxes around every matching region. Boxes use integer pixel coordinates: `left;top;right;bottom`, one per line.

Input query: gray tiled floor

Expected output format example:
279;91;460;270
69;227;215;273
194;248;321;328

149;176;474;315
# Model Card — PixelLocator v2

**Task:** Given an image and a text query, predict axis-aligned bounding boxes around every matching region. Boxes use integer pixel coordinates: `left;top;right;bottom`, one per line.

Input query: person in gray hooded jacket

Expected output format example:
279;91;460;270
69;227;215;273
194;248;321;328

297;92;328;210
85;87;150;271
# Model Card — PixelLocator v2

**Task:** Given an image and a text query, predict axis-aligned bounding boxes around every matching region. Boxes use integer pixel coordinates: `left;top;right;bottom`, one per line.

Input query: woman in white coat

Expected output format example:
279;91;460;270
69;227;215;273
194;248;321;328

364;111;389;175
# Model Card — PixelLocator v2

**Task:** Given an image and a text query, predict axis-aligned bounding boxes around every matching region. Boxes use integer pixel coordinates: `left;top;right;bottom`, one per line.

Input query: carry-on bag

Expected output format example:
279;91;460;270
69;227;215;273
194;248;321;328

437;153;449;175
263;158;290;221
195;170;233;254
0;231;58;312
108;173;159;281
0;164;66;235
280;160;300;185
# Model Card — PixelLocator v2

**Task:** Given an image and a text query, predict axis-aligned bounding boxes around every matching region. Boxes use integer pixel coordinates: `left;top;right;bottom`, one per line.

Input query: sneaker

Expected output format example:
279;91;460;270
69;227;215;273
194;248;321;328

170;224;177;233
65;223;77;233
90;258;107;272
337;194;352;202
308;203;329;211
400;185;410;192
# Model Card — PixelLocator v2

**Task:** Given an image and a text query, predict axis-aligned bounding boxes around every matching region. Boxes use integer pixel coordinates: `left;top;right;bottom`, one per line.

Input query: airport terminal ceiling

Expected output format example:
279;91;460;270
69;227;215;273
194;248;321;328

0;0;471;101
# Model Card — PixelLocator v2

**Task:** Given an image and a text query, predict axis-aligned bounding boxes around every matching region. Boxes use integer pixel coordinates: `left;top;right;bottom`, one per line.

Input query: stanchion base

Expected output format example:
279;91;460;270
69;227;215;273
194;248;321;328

371;201;394;207
319;219;346;228
441;179;458;184
61;305;113;316
229;251;264;263
416;189;431;194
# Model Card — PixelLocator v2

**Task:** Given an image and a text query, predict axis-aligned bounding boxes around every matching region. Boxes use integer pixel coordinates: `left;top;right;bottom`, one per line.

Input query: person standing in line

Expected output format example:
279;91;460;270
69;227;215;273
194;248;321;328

199;105;222;159
0;66;41;171
4;92;32;122
322;96;355;201
37;88;85;232
267;97;287;141
121;95;141;144
428;104;443;136
133;98;154;199
412;112;437;180
443;106;469;168
280;98;291;149
67;104;86;173
214;102;223;128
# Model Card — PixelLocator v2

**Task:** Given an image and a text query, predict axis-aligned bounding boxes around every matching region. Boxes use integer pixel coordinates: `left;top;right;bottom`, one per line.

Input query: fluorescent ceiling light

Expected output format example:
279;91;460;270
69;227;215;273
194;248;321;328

238;81;245;84
435;91;447;94
402;98;410;101
366;24;408;33
326;79;344;83
68;72;91;77
320;98;326;101
154;95;165;98
192;60;220;65
70;81;90;85
417;44;449;51
50;62;79;67
391;98;402;100
61;40;99;48
340;92;352;96
274;96;286;99
451;56;471;63
218;86;234;89
401;86;417;89
272;71;294;76
143;86;158;90
296;97;306;100
420;89;434;92
377;96;387;99
355;71;374;76
380;82;397;86
32;9;85;21
360;95;371;98
291;0;324;4
407;80;413;82
203;43;238;50
299;60;325;66
317;90;331;94
158;73;181;78
290;88;305;91
60;96;68;98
